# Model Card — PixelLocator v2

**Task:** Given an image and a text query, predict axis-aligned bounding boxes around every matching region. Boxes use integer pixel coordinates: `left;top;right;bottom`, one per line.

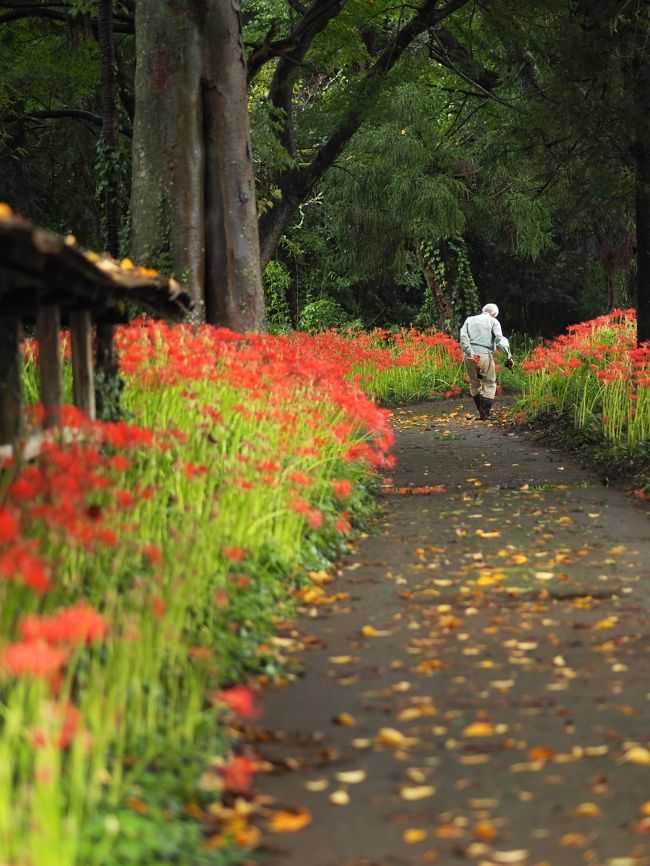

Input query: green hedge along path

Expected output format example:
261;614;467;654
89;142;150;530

249;398;650;866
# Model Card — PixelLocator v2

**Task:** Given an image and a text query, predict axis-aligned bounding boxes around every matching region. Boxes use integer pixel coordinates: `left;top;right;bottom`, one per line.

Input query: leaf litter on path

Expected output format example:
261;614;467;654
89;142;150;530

243;401;650;866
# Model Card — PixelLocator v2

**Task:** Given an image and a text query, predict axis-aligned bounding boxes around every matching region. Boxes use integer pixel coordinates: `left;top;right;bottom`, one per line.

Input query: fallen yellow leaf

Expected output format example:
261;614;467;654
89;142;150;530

463;722;496;737
328;655;357;664
473;821;498;840
267;808;312;833
377;727;407;747
329;790;350;805
476;530;501;538
333;712;356;726
573;802;602;818
362;624;391;637
623;746;650;766
336;770;366;784
403;828;428;843
233;825;262;847
594;617;617;629
400;785;436;800
490;851;530;863
305;778;328;792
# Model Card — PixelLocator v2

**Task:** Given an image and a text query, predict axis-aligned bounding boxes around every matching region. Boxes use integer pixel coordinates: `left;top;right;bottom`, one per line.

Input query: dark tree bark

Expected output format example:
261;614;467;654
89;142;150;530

636;144;650;345
202;0;264;330
97;0;119;257
129;0;264;329
129;1;206;310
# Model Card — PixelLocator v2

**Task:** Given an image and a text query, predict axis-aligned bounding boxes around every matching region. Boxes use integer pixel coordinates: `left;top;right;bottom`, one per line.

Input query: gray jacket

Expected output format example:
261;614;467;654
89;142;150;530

460;313;511;359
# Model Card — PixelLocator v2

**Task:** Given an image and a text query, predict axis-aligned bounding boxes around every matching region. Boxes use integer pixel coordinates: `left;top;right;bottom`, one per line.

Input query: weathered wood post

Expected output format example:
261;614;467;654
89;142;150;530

70;309;96;420
0;314;23;445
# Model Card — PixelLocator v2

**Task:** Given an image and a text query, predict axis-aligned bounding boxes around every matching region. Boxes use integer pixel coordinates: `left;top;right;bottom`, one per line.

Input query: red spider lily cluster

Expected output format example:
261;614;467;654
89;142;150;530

116;320;397;470
521;309;638;377
518;308;650;447
4;318;431;861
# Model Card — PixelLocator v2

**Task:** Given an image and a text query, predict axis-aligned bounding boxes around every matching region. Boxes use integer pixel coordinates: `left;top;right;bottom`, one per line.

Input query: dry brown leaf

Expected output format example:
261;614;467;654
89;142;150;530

433;824;465;839
267;808;312;833
559;833;588;847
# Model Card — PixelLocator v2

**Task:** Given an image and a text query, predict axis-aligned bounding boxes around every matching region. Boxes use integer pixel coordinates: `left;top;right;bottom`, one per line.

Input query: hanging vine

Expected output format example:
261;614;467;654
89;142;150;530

416;236;480;333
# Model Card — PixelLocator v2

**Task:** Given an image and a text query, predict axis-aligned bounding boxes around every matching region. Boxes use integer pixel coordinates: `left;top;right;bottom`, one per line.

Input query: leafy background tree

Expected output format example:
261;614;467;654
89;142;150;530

2;0;649;338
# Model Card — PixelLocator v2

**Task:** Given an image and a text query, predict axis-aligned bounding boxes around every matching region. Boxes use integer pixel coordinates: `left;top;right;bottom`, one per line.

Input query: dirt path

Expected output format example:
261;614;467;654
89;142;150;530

250;399;650;866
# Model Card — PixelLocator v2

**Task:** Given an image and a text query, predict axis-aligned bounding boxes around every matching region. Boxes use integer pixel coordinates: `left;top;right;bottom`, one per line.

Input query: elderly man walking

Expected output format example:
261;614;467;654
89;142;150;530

460;303;513;420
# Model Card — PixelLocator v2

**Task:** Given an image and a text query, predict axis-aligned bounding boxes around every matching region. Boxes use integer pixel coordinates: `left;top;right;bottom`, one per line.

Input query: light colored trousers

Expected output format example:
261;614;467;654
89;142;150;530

464;354;497;399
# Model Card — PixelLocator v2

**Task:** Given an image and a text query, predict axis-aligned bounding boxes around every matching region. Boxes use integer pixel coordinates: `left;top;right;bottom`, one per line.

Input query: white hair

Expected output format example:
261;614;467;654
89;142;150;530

482;303;499;316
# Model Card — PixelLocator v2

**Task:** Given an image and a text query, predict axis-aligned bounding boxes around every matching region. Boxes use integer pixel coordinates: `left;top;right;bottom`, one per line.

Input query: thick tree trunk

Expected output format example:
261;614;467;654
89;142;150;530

636;143;650;345
129;0;205;311
202;0;265;330
129;0;265;329
97;0;119;257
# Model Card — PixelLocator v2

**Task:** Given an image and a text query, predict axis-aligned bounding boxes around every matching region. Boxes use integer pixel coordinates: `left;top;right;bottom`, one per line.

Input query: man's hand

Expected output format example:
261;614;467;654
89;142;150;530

505;357;515;370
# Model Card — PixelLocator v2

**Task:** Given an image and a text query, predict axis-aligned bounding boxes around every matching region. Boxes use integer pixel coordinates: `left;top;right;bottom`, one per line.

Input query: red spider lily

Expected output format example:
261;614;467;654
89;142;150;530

290;498;323;528
215;685;262;720
0;543;49;593
0;508;18;543
151;596;165;620
335;516;352;535
142;544;162;565
219;755;256;795
19;604;108;645
223;546;247;562
332;479;353;498
4;639;68;679
287;470;312;487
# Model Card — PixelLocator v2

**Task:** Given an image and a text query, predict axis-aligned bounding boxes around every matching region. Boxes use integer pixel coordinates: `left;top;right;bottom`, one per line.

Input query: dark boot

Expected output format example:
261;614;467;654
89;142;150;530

479;397;493;420
472;395;482;416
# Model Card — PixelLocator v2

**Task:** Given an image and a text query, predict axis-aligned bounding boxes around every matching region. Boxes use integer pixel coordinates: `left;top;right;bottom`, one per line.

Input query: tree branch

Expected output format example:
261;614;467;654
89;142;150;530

258;0;473;264
21;108;132;136
247;0;346;83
